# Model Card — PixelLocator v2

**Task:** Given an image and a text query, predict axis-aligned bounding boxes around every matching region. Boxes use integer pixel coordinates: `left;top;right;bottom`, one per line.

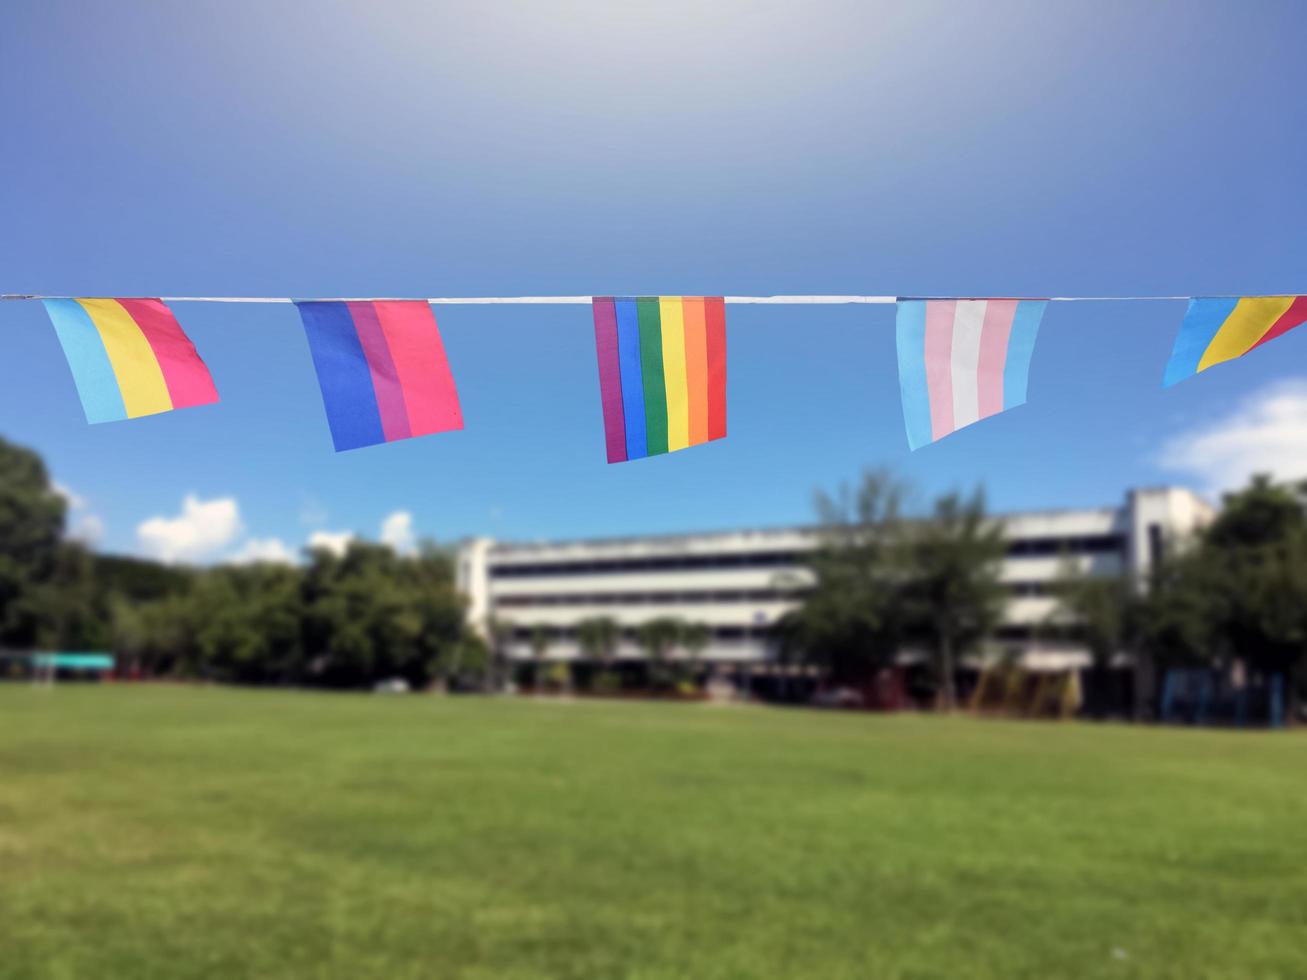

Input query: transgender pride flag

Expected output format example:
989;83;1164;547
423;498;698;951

895;298;1046;449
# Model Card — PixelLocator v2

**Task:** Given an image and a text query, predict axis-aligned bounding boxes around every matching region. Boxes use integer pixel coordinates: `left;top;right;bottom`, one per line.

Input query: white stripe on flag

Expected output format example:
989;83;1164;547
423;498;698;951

950;300;987;430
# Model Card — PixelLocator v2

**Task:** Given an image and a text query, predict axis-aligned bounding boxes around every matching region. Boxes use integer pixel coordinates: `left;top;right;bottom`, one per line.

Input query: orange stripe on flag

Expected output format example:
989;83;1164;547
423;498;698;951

682;297;709;445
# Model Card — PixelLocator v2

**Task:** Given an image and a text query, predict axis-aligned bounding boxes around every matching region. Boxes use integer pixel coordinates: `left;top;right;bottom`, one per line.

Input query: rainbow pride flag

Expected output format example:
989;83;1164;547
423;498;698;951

1163;296;1307;387
592;296;726;463
295;301;463;452
42;298;219;424
896;298;1046;449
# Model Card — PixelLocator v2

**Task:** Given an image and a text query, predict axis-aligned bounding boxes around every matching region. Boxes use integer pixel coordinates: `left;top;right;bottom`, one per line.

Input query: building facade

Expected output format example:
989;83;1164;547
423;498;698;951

456;487;1214;672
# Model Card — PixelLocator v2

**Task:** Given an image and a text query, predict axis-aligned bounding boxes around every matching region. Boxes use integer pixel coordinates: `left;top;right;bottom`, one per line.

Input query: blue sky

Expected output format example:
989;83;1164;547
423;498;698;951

1;0;1305;562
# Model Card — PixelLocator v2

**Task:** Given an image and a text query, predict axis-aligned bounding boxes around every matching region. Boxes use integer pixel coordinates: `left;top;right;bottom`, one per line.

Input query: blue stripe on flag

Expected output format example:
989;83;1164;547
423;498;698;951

1163;297;1238;387
296;301;386;451
614;298;647;459
895;300;932;450
43;299;128;424
1002;300;1046;408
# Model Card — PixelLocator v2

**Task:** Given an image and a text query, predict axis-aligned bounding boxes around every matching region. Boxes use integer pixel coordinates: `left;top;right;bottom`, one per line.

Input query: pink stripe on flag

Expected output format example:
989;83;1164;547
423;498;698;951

116;298;219;409
975;299;1018;419
924;300;956;439
372;301;463;436
347;302;412;442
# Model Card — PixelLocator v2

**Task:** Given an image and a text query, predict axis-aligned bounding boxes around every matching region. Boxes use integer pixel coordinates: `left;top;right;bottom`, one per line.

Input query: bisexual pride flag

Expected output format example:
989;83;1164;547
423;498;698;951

43;298;219;424
295;301;463;452
896;298;1046;449
592;297;727;463
1163;296;1307;387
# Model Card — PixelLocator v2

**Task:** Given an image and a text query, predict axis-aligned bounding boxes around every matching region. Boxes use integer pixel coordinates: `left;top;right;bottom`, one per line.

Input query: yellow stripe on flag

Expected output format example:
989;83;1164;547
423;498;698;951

1198;296;1296;373
77;299;173;418
659;296;689;451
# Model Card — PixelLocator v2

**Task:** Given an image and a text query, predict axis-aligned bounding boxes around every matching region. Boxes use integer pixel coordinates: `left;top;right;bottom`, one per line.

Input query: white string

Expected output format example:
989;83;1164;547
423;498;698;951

0;293;1229;304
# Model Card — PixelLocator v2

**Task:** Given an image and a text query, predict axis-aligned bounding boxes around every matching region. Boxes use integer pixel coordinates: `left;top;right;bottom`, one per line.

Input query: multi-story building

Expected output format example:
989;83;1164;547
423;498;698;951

456;487;1214;675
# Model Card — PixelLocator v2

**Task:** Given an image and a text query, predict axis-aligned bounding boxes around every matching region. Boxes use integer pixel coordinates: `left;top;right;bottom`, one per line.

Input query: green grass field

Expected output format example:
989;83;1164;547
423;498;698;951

0;686;1303;980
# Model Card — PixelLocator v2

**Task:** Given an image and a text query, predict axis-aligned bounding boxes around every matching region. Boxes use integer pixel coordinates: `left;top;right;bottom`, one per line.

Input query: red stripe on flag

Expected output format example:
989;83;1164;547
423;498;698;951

347;301;412;443
704;297;727;441
372;301;463;437
116;298;219;409
1248;296;1307;352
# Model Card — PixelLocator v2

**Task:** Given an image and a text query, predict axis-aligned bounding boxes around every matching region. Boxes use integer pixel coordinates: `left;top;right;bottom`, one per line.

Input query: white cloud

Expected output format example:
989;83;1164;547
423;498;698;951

308;529;355;557
226;537;297;566
53;482;86;510
54;482;104;545
137;494;244;563
70;512;106;545
1160;379;1307;492
380;510;416;554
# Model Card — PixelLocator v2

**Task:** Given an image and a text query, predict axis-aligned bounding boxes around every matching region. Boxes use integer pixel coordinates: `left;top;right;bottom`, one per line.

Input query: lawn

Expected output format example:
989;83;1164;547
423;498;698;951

0;686;1303;979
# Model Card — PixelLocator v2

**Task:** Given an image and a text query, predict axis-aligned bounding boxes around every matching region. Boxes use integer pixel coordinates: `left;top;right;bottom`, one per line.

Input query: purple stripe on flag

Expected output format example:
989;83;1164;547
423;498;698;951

347;301;412;443
592;297;627;463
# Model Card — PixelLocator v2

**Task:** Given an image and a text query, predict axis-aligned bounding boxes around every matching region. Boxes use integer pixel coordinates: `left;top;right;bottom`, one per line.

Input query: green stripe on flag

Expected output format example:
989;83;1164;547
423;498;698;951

637;297;668;455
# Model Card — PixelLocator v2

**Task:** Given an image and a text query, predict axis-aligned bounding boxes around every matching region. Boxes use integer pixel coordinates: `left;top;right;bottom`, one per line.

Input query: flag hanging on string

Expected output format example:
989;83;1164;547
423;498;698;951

591;296;726;463
1163;296;1307;387
895;298;1045;449
42;298;219;424
295;300;462;452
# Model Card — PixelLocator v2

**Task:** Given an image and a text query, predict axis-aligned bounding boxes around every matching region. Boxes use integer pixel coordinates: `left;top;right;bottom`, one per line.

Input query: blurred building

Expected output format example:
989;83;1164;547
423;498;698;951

456;487;1213;672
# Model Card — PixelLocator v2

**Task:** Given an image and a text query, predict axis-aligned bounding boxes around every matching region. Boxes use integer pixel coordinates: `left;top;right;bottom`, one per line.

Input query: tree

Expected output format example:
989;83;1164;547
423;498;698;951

299;540;467;689
483;614;513;691
899;489;1006;710
1051;562;1137;717
776;470;909;685
1201;477;1307;718
432;634;490;691
191;564;305;684
637;617;684;690
1133;475;1307;723
1206;476;1305;551
576;616;619;665
528;625;553;692
0;437;68;646
681;621;711;685
577;616;621;689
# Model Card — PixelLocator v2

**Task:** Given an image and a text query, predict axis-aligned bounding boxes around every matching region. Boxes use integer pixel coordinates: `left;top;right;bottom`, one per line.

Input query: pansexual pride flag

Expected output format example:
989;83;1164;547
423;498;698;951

42;298;219;424
295;301;462;452
896;298;1046;449
591;296;726;463
1163;296;1307;387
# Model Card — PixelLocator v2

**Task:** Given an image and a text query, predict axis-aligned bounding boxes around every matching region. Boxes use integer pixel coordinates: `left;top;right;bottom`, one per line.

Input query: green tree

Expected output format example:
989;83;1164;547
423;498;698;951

483;614;512;691
192;564;305;684
1131;475;1307;722
432;634;490;690
637;617;684;690
528;625;553;692
776;470;909;685
299;539;467;689
899;489;1007;710
1136;547;1221;669
577;616;621;690
1051;562;1137;716
1202;476;1307;715
113;592;202;677
681;621;711;685
0;437;68;647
